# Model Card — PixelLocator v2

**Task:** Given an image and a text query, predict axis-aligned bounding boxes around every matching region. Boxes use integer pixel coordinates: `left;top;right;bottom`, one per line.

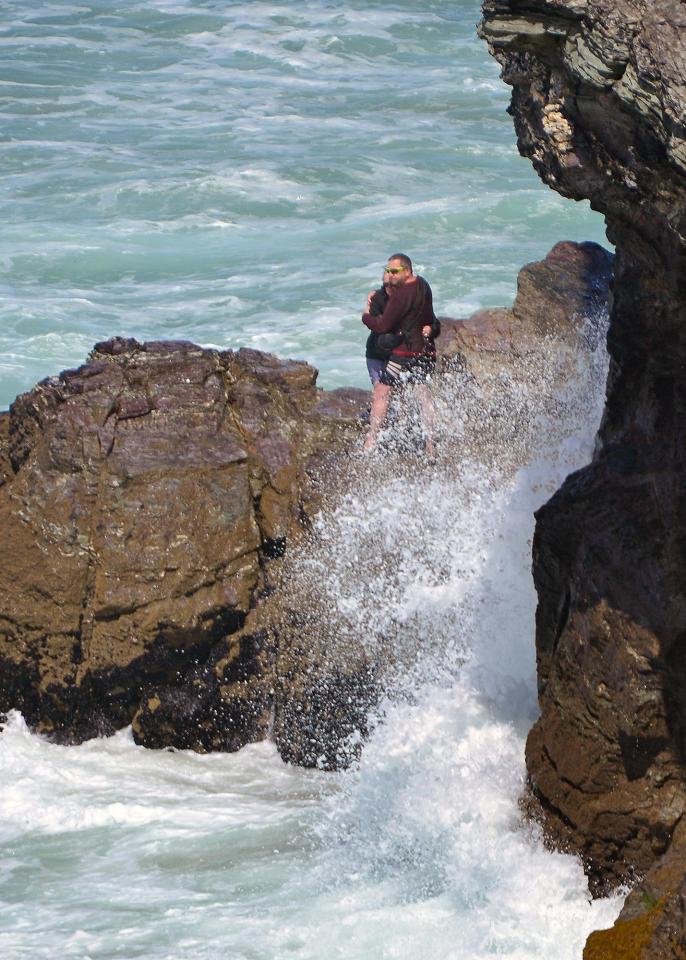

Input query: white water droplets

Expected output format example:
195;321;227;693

274;317;622;956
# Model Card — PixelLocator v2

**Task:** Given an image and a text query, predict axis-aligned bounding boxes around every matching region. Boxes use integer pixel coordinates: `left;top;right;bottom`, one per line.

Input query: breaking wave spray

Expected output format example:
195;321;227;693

0;321;623;960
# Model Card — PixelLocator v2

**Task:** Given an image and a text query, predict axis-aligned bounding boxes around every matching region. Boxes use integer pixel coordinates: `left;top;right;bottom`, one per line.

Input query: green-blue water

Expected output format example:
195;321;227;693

0;0;606;408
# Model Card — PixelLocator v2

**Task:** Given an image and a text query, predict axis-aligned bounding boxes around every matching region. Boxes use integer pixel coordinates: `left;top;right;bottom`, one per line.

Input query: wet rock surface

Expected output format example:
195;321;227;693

0;338;367;749
481;0;686;943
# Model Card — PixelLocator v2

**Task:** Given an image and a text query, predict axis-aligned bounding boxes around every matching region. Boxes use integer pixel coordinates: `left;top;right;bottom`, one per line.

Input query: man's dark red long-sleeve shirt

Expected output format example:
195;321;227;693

362;277;434;355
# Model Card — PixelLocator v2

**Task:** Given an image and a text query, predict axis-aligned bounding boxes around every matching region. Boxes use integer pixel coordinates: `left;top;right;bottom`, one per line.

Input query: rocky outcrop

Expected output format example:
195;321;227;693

0;338;367;749
0;238;613;766
438;238;611;377
480;0;686;921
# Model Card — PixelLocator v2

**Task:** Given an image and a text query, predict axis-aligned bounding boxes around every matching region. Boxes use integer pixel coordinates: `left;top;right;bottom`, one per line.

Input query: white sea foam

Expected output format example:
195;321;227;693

0;323;624;958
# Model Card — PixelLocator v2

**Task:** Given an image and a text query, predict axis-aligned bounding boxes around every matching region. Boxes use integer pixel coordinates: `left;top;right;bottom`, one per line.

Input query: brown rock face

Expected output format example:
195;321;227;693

0;338;366;749
584;832;686;958
481;0;686;904
439;239;612;375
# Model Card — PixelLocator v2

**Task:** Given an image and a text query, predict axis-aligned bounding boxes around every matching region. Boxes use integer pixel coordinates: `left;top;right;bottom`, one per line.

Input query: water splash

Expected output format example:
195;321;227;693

278;316;611;710
269;315;623;955
0;322;623;957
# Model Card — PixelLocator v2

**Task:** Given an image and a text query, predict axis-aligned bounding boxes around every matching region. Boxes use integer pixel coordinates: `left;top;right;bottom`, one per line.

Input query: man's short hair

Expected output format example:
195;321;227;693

388;253;413;272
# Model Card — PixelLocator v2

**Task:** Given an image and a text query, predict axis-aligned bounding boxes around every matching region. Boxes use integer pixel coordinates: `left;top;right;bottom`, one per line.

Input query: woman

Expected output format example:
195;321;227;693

365;268;392;386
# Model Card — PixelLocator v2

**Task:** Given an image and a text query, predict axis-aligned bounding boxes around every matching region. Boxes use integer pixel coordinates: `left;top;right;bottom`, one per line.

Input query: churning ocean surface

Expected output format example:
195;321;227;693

0;0;609;406
0;2;622;959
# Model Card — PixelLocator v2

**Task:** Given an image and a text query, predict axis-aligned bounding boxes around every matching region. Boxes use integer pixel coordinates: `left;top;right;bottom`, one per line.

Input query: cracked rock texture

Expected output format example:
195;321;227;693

481;0;686;946
0;338;367;752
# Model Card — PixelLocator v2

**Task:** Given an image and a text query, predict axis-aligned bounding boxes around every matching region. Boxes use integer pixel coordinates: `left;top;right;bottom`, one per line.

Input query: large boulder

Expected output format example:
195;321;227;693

0;338;367;748
0;236;613;766
438;239;612;377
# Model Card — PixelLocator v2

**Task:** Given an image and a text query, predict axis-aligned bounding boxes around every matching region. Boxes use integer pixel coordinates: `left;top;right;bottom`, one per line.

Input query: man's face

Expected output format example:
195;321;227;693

385;259;410;288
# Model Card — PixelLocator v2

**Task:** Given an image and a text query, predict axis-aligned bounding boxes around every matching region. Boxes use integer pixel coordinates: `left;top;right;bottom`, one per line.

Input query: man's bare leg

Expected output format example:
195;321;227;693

414;383;436;457
363;381;392;451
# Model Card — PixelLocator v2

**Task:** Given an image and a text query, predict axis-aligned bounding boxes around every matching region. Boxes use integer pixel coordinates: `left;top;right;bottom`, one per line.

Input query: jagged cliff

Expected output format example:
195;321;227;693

480;0;686;954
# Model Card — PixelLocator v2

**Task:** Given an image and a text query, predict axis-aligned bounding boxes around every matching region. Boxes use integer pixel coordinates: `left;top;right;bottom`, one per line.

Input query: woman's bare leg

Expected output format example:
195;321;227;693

414;383;436;456
363;381;392;451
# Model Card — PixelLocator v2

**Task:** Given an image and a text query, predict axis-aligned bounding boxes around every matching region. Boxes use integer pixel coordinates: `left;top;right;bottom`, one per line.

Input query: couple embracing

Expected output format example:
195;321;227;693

362;253;439;456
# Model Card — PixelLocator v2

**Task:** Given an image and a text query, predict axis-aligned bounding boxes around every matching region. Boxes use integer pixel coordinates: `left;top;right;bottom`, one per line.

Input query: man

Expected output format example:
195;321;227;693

361;253;438;455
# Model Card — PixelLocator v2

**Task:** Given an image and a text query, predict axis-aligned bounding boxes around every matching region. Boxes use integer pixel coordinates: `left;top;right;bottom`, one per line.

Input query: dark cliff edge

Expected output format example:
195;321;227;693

480;0;686;954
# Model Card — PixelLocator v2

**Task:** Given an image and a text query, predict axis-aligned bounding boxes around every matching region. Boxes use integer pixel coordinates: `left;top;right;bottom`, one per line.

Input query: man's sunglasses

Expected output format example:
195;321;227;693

385;267;405;275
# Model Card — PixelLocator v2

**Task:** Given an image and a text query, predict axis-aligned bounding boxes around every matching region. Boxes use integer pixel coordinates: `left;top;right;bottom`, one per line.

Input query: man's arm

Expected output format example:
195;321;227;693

362;285;408;333
423;318;440;339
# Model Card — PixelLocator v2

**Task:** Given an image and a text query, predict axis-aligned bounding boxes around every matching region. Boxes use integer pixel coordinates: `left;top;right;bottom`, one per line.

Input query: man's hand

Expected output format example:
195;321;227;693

422;324;432;338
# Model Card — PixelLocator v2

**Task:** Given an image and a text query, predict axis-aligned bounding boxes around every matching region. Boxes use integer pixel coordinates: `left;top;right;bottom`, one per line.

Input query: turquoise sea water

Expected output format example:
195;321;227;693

0;0;607;408
0;3;621;959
